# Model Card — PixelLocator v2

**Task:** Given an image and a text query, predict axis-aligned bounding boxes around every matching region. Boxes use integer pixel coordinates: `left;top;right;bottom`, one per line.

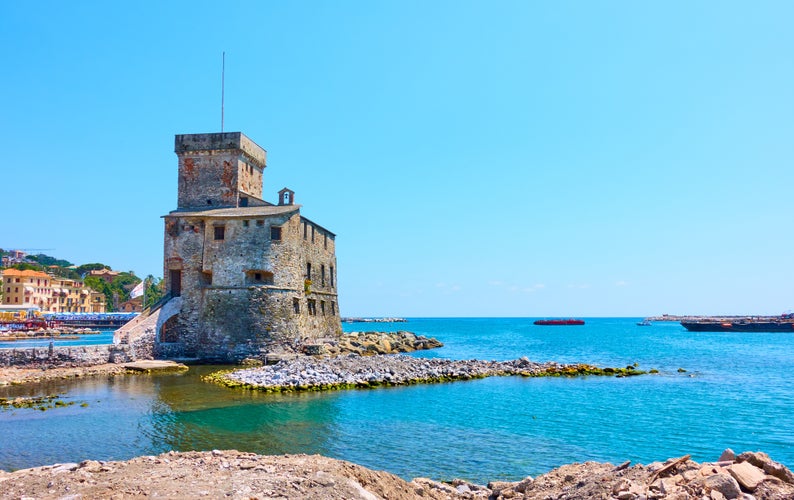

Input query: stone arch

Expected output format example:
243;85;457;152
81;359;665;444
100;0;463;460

160;315;179;343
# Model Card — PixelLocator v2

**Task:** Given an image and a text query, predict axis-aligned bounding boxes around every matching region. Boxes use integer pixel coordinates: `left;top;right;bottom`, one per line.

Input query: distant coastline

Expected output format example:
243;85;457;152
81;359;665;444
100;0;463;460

341;317;407;323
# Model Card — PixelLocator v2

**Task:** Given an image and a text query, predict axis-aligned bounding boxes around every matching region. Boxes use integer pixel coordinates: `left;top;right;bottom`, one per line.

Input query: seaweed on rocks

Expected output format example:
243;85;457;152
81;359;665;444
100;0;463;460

202;355;662;393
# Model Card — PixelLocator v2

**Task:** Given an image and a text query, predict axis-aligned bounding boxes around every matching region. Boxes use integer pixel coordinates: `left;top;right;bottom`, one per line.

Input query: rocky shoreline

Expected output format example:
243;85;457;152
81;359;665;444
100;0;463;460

1;449;792;499
206;353;650;392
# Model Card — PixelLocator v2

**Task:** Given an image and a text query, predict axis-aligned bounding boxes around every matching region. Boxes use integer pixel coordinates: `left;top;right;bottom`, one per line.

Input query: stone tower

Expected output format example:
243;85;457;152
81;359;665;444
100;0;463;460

159;132;341;361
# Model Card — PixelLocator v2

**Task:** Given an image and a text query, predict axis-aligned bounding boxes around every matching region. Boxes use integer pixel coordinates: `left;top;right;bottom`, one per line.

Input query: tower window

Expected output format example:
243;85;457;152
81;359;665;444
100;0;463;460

321;264;325;286
271;226;282;241
306;263;312;280
293;298;300;314
214;226;225;240
307;299;317;316
243;220;249;227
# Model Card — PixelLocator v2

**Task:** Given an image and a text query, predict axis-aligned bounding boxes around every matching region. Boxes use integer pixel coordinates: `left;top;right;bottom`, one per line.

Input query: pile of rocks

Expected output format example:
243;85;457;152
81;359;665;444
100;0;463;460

206;354;646;392
456;449;794;499
327;331;443;356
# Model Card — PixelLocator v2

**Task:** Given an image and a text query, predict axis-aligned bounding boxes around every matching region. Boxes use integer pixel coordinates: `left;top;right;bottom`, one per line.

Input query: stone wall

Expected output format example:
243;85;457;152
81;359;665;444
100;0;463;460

0;344;133;368
161;209;340;361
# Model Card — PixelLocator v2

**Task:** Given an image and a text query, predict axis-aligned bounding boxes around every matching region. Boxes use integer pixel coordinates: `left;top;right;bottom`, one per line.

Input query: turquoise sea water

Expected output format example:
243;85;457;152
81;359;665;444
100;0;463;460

1;318;793;483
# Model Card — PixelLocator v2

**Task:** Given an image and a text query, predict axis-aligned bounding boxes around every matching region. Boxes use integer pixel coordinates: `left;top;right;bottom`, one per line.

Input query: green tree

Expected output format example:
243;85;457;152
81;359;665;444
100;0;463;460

143;275;165;309
28;254;73;268
11;262;45;272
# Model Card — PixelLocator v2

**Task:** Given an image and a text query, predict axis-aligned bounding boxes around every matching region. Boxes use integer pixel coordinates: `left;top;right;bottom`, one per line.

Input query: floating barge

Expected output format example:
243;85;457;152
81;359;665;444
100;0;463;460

534;319;585;326
681;314;794;332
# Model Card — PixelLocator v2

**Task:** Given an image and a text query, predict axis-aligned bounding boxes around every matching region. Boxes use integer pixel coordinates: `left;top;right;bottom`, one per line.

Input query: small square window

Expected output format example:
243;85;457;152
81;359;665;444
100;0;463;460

214;226;225;240
243;220;249;227
256;220;264;227
271;226;282;241
293;298;300;314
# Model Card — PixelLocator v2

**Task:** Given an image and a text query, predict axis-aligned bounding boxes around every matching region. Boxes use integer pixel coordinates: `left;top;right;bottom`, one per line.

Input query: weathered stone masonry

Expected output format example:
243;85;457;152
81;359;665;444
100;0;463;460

158;132;341;361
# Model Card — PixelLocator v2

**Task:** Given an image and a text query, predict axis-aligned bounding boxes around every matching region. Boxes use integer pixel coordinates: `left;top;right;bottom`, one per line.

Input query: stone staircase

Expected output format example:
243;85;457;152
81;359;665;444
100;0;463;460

113;296;182;360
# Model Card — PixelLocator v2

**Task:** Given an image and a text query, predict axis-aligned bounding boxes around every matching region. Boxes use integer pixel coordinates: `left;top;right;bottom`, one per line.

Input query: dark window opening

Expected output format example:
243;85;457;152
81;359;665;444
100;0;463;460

311;226;315;243
214;226;225;240
271;226;282;241
307;299;317;316
320;301;325;315
330;266;335;288
239;197;249;207
324;234;327;249
169;270;182;297
246;270;274;285
256;219;264;227
293;298;300;314
321;265;325;286
331;302;336;315
303;222;307;240
306;263;312;280
243;220;249;227
207;199;213;205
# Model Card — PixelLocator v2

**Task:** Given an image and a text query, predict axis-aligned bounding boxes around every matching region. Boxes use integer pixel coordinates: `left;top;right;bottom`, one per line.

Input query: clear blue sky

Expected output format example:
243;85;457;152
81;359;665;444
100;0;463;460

2;1;792;317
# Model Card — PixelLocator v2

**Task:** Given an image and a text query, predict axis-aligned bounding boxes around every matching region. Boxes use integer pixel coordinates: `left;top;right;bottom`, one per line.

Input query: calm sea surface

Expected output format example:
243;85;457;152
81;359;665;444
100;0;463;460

1;318;793;482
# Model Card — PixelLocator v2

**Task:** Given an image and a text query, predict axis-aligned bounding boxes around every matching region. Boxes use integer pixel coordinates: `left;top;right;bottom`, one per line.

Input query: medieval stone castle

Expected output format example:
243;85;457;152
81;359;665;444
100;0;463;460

144;132;341;360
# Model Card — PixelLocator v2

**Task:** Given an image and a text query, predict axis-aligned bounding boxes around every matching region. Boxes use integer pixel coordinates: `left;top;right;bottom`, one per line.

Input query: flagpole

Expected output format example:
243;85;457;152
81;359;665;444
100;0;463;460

221;51;225;132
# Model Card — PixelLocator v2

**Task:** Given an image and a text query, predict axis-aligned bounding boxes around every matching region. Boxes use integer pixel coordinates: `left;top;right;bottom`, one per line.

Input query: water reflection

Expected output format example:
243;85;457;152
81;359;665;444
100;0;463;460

0;366;340;471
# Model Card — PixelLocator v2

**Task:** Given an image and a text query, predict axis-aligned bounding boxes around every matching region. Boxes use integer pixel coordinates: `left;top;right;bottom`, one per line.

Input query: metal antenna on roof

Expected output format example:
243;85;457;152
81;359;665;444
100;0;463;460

221;51;225;132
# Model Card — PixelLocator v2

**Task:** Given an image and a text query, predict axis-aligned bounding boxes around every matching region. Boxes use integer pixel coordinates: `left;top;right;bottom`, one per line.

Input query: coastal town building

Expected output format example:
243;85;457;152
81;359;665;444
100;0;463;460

118;297;143;313
1;269;52;309
0;269;106;313
156;132;341;360
88;269;120;283
1;250;28;268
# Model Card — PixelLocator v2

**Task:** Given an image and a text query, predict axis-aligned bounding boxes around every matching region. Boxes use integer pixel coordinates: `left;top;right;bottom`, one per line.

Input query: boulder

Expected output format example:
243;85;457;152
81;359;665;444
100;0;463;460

727;461;766;491
718;449;737;462
737;451;794;484
703;473;742;499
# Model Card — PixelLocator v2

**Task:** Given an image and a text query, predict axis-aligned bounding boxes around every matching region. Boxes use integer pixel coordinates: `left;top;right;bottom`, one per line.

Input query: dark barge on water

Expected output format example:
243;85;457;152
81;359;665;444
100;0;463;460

681;313;794;332
534;319;585;326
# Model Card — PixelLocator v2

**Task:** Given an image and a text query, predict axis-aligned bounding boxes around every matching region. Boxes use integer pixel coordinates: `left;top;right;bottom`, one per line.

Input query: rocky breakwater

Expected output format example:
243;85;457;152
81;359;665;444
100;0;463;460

204;354;648;392
324;331;443;356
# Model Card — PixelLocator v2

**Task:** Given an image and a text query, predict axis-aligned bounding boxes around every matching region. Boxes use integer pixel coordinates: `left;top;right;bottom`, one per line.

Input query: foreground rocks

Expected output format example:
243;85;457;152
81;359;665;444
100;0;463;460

206;354;648;392
1;449;792;499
